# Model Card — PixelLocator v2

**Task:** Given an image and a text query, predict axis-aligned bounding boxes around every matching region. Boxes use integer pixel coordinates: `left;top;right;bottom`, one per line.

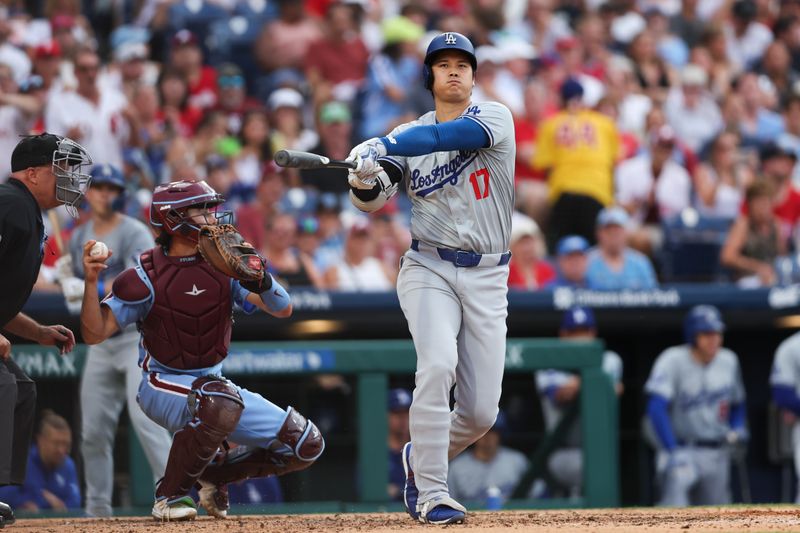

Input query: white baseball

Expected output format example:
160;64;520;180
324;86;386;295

90;241;108;258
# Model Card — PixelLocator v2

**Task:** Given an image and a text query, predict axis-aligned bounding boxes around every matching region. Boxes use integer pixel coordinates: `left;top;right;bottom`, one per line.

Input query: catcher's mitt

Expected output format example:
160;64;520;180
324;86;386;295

197;224;265;282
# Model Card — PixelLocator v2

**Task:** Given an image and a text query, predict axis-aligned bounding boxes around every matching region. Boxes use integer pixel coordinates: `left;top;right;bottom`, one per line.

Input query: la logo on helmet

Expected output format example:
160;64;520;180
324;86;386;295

444;33;457;45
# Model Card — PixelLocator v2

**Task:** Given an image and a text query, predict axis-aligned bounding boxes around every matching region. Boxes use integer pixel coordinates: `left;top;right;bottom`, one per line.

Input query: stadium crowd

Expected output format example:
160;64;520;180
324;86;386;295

0;0;795;295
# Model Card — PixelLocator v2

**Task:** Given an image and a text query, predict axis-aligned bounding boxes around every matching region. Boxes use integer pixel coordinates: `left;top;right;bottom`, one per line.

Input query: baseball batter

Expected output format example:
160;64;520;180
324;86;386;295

346;32;515;524
770;330;800;502
79;180;324;521
644;305;747;506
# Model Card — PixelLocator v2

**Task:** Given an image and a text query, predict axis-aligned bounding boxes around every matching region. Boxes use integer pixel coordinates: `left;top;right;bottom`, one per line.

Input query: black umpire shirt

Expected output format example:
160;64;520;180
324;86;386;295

0;178;45;328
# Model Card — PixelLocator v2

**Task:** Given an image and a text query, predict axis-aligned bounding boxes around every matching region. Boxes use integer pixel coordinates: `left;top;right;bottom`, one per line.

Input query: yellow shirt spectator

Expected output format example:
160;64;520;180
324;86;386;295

533;109;619;206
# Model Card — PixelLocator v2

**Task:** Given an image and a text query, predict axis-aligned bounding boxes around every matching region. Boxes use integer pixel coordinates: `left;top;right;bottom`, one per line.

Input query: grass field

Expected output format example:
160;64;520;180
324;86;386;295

11;506;800;532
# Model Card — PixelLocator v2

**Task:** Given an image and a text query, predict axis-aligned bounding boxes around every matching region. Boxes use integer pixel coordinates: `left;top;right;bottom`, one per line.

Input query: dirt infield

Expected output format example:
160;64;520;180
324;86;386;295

12;507;800;533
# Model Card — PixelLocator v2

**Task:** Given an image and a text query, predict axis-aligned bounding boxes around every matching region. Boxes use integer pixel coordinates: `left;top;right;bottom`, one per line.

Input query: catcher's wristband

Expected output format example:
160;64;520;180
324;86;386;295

260;278;290;312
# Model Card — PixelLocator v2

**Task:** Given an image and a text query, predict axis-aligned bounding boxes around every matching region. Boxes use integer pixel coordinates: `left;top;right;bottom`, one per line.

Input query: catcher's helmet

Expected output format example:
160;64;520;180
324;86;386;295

683;305;725;345
423;32;477;91
89;164;126;211
149;179;229;242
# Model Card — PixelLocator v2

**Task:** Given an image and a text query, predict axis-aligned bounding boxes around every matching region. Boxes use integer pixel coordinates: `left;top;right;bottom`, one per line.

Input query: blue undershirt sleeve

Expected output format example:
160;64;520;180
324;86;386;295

729;402;746;430
773;384;800;416
379;118;490;157
647;394;677;451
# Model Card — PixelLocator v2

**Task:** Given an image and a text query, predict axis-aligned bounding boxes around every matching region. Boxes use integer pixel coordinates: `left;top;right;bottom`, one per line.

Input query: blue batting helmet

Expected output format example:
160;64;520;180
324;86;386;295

683;305;725;345
423;32;477;91
89;164;126;211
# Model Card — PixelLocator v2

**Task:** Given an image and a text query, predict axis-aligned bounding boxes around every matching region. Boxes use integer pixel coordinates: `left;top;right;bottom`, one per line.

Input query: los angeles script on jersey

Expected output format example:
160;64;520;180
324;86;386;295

409;149;479;197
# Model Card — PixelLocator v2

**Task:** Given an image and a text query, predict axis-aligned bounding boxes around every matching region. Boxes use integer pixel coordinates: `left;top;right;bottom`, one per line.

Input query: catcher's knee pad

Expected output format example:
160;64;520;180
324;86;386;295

156;376;244;500
274;406;325;470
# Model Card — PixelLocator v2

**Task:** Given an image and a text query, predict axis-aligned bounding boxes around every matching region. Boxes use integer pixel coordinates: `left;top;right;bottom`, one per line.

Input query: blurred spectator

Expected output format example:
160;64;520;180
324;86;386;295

695;24;737;99
615;125;692;256
721;180;785;287
0;65;45;180
604;55;652;141
694;131;754;219
359;16;424;140
101;40;156;99
169;29;217;112
447;411;528;503
513;79;552;224
45;47;131;168
778;96;800;182
215;63;261;137
234;108;272;191
555;37;604;107
296;214;323;260
387;388;411;501
0;18;30;84
156;68;203;137
304;1;369;105
586;207;658;290
263;212;324;289
757;142;800;245
627;29;675;102
644;305;747;506
533;78;619;249
758;42;797;108
725;0;773;72
733;71;784;148
669;0;706;49
0;410;81;511
31;41;63;95
255;0;323;75
237;163;289;252
368;204;410;280
546;235;590;289
323;216;394;291
507;212;556;290
665;63;724;153
509;0;572;57
269;87;318;154
300;101;352;194
311;192;346;272
536;306;623;498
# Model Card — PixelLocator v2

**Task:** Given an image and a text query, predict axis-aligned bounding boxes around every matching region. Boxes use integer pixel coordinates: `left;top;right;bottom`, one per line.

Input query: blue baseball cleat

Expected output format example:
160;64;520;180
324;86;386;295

419;496;467;525
401;442;420;521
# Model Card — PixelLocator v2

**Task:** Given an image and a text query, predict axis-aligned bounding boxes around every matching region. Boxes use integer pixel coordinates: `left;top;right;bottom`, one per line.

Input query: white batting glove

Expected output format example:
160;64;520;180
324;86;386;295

348;170;377;190
54;255;74;282
61;276;85;315
346;138;387;181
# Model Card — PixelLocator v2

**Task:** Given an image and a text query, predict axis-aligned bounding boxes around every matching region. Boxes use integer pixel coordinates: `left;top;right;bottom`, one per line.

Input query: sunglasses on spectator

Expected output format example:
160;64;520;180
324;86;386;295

218;75;244;88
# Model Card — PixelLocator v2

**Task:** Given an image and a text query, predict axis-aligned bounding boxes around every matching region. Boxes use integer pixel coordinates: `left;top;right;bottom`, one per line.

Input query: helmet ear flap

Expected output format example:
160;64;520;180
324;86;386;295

423;63;433;91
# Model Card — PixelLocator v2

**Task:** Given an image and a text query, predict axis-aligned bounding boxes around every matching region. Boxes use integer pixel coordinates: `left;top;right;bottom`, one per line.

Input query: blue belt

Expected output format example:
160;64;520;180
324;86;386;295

410;239;511;268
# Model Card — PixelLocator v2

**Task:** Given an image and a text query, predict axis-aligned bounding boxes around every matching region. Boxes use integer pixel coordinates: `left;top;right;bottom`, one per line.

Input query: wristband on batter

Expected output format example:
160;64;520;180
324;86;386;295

260;277;290;312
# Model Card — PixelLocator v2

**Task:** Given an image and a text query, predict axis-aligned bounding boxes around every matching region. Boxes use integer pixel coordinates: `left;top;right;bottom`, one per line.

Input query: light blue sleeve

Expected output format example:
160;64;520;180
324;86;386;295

102;293;152;328
231;280;258;315
645;350;676;400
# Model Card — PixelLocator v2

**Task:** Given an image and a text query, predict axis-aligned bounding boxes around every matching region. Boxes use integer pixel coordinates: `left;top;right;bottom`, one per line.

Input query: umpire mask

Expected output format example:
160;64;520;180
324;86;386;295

53;137;93;217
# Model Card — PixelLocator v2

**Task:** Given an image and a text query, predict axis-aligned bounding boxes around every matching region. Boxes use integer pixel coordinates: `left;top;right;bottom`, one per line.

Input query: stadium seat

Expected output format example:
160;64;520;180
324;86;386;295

658;209;733;283
232;0;277;24
208;16;262;93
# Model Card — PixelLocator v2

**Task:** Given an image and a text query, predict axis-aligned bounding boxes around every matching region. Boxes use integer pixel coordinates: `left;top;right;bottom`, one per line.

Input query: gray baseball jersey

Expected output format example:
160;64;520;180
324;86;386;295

382;101;515;253
645;345;745;442
770;331;800;503
536;351;623;448
67;215;168;516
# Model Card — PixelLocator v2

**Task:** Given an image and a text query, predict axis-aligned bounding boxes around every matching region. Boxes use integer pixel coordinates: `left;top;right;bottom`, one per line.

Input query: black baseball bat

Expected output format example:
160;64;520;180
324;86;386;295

274;149;357;170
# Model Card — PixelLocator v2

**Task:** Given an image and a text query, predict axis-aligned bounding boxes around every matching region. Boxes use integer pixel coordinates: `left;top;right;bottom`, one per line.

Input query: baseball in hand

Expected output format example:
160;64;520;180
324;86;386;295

89;241;109;259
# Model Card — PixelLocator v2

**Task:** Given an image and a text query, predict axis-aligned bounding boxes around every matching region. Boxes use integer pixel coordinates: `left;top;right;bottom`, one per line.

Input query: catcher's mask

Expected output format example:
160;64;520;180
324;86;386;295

149;180;232;243
11;133;93;217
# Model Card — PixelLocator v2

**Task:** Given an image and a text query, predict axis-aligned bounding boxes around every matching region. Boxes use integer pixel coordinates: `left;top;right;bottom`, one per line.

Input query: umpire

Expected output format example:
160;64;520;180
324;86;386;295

0;133;92;526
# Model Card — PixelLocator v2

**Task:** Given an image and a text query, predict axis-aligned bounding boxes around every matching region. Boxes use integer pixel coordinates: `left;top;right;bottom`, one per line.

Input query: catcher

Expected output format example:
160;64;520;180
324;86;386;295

78;179;324;521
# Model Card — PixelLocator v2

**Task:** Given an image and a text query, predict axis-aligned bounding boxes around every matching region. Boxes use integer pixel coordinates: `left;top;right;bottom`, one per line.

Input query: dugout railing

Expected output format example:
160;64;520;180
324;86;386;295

13;338;618;513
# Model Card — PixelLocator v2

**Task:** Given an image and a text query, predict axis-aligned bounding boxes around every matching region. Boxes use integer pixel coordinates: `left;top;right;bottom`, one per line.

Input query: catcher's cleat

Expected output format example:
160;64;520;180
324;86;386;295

198;480;229;519
151;496;197;522
418;496;467;525
401;442;420;521
0;501;13;527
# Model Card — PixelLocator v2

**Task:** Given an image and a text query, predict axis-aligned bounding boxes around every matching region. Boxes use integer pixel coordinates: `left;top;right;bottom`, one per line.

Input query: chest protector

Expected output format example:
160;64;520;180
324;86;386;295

139;247;233;369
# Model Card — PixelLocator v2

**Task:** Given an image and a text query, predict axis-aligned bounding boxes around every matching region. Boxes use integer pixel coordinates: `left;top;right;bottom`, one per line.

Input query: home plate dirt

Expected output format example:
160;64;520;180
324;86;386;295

13;507;800;532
